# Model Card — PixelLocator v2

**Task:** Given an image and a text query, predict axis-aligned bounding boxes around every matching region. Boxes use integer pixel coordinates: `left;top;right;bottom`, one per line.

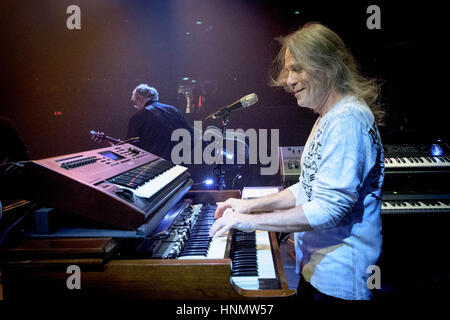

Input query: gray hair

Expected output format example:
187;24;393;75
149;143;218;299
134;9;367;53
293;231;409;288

134;84;159;101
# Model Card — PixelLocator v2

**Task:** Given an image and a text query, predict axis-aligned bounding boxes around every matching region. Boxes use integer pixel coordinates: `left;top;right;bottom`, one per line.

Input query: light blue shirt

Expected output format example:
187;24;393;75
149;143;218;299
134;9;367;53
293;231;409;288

288;95;384;300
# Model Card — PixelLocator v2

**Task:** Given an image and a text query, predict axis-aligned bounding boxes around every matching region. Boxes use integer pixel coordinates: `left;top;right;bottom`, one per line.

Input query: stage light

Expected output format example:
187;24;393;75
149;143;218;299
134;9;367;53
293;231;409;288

203;178;214;186
182;77;189;81
431;144;444;156
196;21;202;25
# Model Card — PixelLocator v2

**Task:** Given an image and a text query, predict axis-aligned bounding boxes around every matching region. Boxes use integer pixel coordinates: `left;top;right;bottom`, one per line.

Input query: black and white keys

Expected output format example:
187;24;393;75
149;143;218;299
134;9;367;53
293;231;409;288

153;202;278;290
108;158;188;198
384;156;450;169
381;199;450;214
178;205;217;258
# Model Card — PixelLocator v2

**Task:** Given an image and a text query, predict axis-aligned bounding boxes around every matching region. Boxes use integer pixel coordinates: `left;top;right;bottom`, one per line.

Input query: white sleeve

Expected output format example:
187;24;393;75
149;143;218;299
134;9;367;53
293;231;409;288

287;182;301;206
302;116;368;230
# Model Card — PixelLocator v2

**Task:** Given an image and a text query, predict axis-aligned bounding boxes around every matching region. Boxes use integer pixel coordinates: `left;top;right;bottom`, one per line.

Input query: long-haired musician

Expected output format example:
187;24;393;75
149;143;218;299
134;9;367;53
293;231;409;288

209;22;385;300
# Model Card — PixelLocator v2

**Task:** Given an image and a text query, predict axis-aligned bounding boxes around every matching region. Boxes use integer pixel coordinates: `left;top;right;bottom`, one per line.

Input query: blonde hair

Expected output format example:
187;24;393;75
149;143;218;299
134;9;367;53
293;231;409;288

271;22;385;125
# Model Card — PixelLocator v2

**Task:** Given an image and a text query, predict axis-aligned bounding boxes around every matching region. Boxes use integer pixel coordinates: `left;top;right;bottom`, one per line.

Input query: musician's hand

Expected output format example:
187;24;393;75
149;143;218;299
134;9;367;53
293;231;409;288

214;198;252;218
209;208;254;238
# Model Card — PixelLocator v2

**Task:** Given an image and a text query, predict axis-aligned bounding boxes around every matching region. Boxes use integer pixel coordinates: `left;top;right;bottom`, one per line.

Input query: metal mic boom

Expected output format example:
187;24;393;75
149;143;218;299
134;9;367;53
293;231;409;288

205;93;258;121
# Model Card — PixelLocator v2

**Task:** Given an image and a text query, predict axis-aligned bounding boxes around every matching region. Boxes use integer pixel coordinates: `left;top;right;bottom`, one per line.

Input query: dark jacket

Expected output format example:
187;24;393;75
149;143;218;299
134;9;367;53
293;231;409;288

126;101;193;160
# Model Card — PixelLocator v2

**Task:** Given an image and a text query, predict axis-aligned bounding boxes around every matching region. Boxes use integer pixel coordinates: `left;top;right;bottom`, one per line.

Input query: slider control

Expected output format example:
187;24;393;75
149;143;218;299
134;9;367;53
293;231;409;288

128;147;140;155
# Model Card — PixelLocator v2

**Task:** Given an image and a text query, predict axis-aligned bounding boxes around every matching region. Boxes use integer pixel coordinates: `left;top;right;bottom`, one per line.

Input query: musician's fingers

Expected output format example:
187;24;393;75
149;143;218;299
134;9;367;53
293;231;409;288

210;215;227;237
214;201;231;218
210;210;254;237
209;218;221;237
214;202;223;218
223;207;235;216
214;224;233;238
209;218;233;238
210;207;238;236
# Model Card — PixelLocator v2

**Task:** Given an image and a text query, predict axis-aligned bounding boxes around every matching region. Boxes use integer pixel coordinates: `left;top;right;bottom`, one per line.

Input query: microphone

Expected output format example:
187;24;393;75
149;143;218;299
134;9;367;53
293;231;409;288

205;93;258;121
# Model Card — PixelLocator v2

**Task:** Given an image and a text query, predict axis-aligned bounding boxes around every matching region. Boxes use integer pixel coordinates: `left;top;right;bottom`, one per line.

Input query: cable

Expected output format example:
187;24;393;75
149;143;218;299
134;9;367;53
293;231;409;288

117;137;140;145
0;202;37;247
145;230;170;240
0;161;29;176
232;173;243;189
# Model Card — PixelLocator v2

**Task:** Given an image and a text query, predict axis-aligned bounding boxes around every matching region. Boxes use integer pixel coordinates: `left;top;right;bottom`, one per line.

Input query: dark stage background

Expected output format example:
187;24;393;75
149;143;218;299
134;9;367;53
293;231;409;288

0;0;445;187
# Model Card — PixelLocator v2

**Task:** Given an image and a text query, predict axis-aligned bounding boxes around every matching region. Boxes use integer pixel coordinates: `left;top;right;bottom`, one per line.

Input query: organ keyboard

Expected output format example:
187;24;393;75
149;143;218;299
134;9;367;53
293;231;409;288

381;143;450;298
109;159;189;199
382;197;450;214
384;143;450;171
1;145;294;299
384;156;450;169
145;203;278;291
382;142;450;215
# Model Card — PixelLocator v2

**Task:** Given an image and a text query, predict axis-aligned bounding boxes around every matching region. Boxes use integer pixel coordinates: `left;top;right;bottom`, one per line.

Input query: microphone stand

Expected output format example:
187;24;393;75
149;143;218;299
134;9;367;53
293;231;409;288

214;112;230;190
